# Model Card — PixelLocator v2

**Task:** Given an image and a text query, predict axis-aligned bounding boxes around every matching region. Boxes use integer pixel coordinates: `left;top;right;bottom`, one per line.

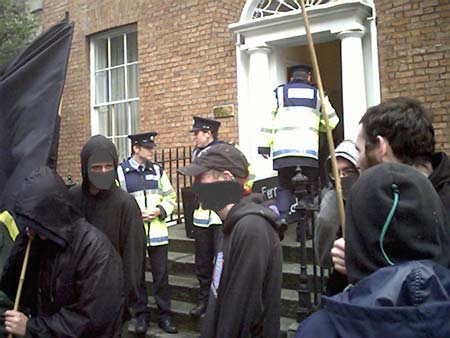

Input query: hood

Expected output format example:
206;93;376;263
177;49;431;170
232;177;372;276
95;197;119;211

429;152;450;190
346;163;450;284
14;167;79;245
323;260;450;338
223;195;279;235
326;140;359;174
80;134;118;191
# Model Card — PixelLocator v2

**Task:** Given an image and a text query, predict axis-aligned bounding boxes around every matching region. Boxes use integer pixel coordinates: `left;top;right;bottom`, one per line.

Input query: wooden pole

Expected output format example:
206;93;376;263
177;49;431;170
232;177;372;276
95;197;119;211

299;0;346;236
8;239;32;338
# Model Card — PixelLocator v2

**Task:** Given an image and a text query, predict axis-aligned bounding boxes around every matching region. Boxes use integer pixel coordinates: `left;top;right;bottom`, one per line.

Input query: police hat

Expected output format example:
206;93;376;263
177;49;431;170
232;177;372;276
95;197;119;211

289;64;313;77
128;132;158;148
190;116;221;133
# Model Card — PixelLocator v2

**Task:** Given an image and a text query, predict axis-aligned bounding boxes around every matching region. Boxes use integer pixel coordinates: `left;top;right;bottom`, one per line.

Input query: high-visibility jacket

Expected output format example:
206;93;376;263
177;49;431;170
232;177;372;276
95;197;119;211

260;80;339;161
118;158;176;246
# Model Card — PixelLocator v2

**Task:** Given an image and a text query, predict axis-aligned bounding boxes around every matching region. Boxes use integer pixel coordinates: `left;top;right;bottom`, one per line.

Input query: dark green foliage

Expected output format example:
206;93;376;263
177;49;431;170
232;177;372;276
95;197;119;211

0;0;36;66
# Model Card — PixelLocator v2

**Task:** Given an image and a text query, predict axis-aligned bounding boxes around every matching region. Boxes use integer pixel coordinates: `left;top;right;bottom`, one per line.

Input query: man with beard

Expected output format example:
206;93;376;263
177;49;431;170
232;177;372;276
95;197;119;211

2;167;124;337
68;135;146;331
178;144;283;338
331;97;450;276
188;116;223;318
117;132;177;334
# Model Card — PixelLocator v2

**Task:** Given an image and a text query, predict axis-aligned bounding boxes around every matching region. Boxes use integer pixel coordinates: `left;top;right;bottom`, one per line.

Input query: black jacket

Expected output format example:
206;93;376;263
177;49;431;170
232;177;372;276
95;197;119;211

201;198;283;338
346;163;450;284
429;151;450;218
68;135;146;318
1;167;124;338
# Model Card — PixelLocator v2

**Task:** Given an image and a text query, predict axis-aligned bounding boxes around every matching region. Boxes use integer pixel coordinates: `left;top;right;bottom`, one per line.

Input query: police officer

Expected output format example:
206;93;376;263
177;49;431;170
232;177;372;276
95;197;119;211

188;116;223;317
117;132;178;334
258;64;339;222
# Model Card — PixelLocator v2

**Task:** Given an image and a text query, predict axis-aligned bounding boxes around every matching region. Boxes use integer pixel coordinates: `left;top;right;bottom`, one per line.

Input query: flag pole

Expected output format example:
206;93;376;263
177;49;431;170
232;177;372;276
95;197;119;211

8;239;32;338
299;0;346;236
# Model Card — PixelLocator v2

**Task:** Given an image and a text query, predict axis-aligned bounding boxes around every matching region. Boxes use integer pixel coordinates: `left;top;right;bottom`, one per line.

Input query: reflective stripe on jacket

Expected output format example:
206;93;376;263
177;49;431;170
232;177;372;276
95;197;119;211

261;81;339;160
118;160;176;246
193;206;222;228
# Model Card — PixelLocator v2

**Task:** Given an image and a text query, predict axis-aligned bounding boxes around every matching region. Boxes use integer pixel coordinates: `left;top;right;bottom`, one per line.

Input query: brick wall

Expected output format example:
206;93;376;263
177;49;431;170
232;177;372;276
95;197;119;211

39;0;449;181
376;0;450;153
40;0;243;182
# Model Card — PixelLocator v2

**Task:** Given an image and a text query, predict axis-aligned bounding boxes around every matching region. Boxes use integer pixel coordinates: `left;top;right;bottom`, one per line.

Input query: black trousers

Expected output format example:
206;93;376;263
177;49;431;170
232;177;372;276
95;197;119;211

276;166;319;220
194;225;222;304
136;244;172;322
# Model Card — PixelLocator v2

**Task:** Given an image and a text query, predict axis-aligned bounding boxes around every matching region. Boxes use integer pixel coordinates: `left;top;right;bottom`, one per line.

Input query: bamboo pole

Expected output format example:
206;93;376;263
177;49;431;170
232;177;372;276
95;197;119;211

8;239;32;338
299;0;346;236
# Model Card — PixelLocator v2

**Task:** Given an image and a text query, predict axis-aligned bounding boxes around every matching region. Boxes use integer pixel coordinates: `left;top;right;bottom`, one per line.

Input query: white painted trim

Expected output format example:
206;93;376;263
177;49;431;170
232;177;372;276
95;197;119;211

89;38;98;135
89;28;140;142
230;0;380;178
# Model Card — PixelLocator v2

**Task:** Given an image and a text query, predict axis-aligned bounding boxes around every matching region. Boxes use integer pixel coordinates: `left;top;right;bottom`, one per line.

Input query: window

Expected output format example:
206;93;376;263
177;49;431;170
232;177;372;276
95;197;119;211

90;26;139;161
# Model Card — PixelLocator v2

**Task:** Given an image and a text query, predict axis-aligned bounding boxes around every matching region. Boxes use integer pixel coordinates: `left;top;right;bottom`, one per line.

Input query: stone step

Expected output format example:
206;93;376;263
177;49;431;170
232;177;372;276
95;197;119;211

125;298;298;338
168;225;318;264
145;273;301;318
147;252;329;291
124;319;199;338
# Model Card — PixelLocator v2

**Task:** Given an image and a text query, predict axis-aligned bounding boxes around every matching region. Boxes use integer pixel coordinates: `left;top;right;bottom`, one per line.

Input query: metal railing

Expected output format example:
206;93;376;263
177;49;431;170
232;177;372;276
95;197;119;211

153;146;193;225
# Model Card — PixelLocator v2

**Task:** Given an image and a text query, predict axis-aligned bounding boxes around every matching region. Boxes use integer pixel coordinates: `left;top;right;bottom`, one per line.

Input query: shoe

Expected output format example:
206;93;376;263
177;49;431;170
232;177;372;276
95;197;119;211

158;318;178;334
190;302;207;317
135;317;148;335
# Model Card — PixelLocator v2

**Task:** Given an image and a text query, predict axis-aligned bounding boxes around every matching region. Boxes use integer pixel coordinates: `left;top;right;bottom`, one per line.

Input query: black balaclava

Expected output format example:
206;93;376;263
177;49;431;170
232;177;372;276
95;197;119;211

87;150;116;190
346;162;450;284
80;135;118;192
192;181;243;214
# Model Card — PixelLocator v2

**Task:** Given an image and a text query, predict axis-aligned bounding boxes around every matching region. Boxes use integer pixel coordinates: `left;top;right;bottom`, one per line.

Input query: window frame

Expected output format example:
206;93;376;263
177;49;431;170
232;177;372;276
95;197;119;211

89;25;139;160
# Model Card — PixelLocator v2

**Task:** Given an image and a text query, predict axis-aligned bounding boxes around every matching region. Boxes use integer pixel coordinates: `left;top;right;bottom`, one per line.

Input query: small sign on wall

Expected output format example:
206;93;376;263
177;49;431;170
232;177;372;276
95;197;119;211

213;104;234;118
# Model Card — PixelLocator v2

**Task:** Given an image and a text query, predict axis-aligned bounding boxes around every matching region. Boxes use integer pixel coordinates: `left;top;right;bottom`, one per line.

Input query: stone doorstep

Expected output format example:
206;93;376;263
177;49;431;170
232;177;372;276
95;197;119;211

168;223;318;264
146;251;329;291
137;298;297;338
145;273;301;318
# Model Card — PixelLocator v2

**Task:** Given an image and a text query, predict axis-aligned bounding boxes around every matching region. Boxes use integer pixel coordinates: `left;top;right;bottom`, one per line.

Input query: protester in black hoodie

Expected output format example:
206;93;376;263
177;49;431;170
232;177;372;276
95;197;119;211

1;167;124;337
68;135;146;325
178;143;283;338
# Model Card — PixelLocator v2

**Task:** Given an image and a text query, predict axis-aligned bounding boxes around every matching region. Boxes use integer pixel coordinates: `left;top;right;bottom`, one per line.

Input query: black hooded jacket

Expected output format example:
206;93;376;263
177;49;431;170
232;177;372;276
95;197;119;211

68;135;145;318
429;151;450;218
201;197;283;338
345;163;450;284
1;167;124;338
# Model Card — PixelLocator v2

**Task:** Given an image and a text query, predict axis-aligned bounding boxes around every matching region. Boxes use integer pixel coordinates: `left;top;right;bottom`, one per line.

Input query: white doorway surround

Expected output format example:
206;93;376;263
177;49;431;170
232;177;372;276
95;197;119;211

229;0;380;179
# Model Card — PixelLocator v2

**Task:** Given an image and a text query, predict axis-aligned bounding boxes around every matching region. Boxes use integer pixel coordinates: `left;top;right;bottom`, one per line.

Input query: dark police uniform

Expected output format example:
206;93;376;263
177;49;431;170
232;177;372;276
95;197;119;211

189;116;223;316
117;132;177;333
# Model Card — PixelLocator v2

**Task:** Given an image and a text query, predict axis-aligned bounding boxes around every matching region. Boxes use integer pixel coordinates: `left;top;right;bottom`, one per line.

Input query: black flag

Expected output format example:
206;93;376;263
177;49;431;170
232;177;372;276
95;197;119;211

0;20;74;212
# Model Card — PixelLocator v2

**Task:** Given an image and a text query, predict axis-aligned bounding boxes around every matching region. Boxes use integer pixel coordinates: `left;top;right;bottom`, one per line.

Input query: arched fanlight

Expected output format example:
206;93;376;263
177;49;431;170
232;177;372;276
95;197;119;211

252;0;332;19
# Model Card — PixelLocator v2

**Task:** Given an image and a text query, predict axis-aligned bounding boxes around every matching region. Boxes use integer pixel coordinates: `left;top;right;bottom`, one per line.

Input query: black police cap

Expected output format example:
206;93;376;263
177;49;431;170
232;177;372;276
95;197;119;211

128;131;158;148
289;64;313;76
190;116;221;133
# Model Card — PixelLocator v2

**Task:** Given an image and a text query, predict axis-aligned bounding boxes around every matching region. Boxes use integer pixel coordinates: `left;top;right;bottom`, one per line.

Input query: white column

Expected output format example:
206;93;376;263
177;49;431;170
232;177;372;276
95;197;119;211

338;30;367;141
241;46;275;179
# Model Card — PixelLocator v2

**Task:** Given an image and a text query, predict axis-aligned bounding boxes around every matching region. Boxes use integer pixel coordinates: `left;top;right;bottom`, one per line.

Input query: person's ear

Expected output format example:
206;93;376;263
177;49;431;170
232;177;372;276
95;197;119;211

378;136;397;163
376;135;391;162
222;170;234;181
